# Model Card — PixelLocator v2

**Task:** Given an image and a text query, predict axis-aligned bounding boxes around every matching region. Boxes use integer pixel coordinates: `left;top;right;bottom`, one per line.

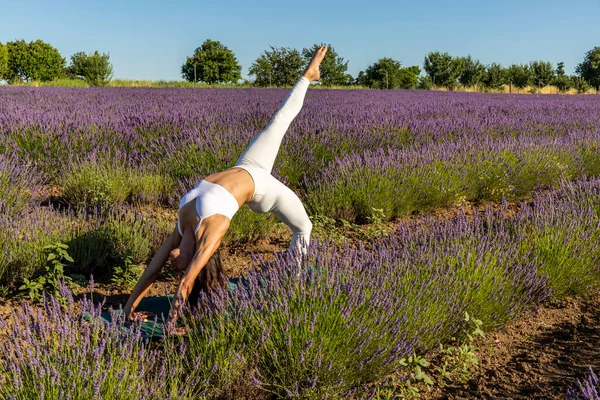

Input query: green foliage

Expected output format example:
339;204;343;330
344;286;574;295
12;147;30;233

576;46;600;88
458;55;486;87
79;51;114;86
526;226;600;299
65;50;114;86
302;43;349;86
400;352;433;386
551;62;572;92
417;75;433;90
529;60;555;87
67;209;158;276
423;51;462;89
365;58;420;89
0;162;40;218
224;205;280;246
129;170;175;206
435;312;484;385
483;63;507;90
181;39;242;84
111;251;142;290
506;63;532;89
67;51;87;77
0;42;8;80
6;39;65;82
355;70;368;86
249;46;305;87
18;243;78;303
571;75;591;93
309;214;350;245
59;162;132;207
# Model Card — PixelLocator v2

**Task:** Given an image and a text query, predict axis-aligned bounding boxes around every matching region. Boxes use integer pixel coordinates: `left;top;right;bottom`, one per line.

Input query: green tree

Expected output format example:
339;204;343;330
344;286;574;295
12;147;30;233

417;75;433;90
82;51;113;86
576;46;600;89
483;63;507;90
365;57;401;89
458;55;486;87
181;39;241;84
397;66;421;89
571;75;590;93
67;51;88;77
364;58;420;89
66;51;114;86
423;51;462;89
6;39;65;82
551;62;572;92
355;70;368;86
506;64;532;89
0;42;7;80
529;60;555;87
5;39;30;83
302;43;349;86
249;46;305;87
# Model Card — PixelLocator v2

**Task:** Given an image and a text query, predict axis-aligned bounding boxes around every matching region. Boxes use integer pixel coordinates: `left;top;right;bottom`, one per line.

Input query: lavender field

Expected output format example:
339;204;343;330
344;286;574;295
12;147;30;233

2;87;600;398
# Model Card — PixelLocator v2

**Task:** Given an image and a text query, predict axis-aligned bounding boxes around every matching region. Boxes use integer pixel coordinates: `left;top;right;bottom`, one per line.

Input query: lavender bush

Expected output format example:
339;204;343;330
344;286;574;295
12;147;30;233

567;367;600;400
2;179;600;398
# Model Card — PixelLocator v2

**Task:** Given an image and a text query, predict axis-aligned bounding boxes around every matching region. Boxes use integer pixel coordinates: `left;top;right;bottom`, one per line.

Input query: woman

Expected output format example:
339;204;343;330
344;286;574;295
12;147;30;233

123;45;328;330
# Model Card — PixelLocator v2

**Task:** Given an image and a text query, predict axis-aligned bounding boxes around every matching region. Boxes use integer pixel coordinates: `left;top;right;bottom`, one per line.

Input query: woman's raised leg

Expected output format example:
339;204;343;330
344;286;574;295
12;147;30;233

235;45;328;174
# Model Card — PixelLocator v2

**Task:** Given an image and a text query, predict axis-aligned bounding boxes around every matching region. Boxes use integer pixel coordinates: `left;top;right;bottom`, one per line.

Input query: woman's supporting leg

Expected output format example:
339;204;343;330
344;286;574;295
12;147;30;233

235;77;310;174
266;178;313;256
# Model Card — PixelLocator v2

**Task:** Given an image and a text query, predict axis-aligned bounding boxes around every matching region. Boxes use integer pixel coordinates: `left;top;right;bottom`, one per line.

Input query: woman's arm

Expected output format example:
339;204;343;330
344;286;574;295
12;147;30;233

123;227;180;319
168;219;229;326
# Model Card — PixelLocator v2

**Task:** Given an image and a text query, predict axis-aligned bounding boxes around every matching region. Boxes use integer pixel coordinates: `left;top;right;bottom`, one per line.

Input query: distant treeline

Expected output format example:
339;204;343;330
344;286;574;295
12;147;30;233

1;39;599;92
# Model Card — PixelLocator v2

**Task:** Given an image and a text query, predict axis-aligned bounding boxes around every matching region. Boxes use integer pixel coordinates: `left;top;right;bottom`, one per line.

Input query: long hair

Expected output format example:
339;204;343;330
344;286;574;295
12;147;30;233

188;251;227;308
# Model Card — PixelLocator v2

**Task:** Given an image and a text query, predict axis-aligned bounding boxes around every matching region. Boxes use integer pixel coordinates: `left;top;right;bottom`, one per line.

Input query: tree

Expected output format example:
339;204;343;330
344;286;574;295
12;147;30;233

66;51;113;86
302;43;349;86
551;62;572;92
397;66;421;89
417;76;433;90
571;76;590;93
355;70;368;86
249;46;305;87
5;40;30;83
82;51;113;86
181;40;241;84
483;63;506;90
0;42;7;80
576;46;600;89
6;39;65;82
364;58;420;89
365;57;400;89
529;60;554;87
423;51;462;89
68;51;88;77
506;64;532;89
458;55;486;87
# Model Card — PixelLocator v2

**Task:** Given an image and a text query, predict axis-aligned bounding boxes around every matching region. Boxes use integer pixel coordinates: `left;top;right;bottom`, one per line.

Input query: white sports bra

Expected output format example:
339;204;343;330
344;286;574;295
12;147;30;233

177;180;239;236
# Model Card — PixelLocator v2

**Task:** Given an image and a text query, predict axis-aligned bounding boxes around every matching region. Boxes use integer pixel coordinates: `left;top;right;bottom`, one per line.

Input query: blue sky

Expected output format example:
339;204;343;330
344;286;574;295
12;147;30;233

1;0;598;81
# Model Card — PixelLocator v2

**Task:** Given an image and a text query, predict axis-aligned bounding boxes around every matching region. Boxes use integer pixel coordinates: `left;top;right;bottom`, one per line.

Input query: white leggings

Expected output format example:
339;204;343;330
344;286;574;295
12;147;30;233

234;77;312;256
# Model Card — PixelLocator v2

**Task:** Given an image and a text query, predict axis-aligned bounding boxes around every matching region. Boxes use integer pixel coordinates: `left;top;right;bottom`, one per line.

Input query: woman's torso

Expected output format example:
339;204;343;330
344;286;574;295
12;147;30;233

177;168;255;235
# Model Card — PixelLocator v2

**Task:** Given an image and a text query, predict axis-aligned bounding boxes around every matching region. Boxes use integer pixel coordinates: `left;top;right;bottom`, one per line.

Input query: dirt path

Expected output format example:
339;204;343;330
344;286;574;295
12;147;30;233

428;295;600;399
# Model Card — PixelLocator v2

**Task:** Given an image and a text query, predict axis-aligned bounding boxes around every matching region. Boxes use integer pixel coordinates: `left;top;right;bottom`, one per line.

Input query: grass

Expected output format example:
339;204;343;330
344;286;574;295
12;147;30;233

6;79;598;94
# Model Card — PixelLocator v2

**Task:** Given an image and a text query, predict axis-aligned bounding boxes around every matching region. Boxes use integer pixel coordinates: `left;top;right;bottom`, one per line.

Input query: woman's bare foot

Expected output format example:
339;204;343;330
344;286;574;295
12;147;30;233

303;45;328;81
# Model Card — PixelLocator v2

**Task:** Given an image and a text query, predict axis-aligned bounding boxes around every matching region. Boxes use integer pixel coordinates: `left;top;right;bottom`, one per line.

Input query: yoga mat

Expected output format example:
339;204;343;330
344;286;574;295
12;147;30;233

84;277;250;339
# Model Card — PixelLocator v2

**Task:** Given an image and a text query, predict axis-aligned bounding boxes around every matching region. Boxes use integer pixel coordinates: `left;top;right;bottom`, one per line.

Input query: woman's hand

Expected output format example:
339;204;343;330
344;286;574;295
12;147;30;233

128;311;155;322
170;326;187;336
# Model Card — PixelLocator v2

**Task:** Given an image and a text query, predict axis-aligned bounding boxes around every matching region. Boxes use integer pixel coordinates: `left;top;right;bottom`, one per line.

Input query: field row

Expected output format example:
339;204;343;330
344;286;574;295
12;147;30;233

2;89;600;284
2;178;600;398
